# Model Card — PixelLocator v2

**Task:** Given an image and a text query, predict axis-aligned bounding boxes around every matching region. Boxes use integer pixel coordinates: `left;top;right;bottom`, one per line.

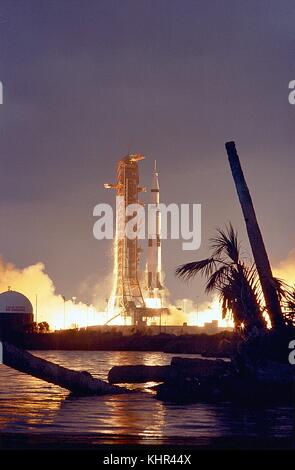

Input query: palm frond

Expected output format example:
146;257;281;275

205;265;229;293
272;277;290;302
176;258;217;280
210;223;240;264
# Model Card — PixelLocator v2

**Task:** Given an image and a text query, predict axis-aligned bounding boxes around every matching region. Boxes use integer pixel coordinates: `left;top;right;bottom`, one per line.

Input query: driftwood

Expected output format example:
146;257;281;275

108;357;231;384
170;357;231;378
2;342;128;395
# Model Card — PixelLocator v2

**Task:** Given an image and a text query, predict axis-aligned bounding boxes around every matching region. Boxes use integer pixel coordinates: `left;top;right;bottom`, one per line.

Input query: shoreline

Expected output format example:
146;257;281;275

2;331;235;357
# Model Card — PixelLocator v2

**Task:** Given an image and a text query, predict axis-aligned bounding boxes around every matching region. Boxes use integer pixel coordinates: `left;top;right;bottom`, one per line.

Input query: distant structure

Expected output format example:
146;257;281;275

146;161;163;301
105;154;168;326
105;154;146;324
0;289;33;337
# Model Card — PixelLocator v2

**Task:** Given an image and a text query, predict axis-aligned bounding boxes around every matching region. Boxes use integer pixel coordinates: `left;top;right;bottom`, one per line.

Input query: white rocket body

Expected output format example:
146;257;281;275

147;162;162;295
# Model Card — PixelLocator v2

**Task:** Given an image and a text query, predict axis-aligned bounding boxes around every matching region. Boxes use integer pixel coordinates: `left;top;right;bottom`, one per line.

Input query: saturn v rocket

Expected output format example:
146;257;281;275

147;161;163;298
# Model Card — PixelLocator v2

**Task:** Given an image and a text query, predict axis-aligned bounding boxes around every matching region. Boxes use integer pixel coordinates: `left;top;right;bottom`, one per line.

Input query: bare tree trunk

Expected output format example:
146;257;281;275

2;342;129;395
225;141;284;330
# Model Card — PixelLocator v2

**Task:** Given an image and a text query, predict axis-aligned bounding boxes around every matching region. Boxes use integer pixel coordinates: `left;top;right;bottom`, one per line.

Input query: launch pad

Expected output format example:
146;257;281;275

105;154;168;326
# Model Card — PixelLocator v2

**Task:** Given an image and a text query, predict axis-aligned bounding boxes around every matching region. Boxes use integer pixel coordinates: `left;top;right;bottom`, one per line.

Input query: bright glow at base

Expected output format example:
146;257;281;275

145;297;162;308
51;295;233;330
186;298;234;328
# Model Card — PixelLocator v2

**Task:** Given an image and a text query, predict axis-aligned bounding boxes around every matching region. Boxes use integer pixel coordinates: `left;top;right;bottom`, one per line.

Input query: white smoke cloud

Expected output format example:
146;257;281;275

0;257;108;330
163;296;228;327
0;247;293;331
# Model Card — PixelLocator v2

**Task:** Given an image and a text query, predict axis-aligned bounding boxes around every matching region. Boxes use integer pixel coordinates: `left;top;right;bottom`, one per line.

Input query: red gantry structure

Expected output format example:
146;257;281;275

105;153;168;326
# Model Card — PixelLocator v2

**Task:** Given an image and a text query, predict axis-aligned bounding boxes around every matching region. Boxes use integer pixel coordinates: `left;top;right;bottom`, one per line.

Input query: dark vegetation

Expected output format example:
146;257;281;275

5;329;235;356
177;225;295;335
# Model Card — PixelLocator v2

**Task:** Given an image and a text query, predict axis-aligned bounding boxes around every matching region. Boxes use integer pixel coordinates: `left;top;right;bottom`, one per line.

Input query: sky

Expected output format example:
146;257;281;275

0;0;294;310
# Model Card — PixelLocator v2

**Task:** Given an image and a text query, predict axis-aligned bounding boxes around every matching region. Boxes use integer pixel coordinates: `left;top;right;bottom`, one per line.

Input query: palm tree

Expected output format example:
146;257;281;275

176;224;267;333
225;141;284;330
276;283;295;327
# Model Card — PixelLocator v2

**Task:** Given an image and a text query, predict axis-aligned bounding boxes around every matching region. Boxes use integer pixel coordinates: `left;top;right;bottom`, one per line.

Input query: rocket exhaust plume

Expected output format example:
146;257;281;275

0;257;109;330
0;256;233;329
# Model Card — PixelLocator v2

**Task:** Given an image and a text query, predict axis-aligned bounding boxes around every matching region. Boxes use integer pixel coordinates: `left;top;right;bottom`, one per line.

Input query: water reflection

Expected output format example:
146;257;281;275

49;393;167;444
0;351;294;445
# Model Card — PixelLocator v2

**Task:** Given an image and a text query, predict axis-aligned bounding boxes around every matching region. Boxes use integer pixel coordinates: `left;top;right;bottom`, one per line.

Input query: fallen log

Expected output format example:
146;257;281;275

108;365;170;384
171;357;231;378
2;342;128;395
157;357;295;404
108;357;231;384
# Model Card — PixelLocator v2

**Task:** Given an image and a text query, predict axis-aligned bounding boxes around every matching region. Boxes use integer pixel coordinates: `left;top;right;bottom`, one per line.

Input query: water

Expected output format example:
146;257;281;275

0;351;294;447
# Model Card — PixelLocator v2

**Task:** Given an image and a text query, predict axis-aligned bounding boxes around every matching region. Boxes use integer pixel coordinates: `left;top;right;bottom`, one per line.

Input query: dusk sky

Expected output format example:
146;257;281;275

0;0;294;308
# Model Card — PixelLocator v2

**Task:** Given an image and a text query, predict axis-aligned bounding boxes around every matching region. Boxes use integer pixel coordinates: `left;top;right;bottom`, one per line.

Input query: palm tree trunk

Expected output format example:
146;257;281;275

2;342;128;395
225;141;284;330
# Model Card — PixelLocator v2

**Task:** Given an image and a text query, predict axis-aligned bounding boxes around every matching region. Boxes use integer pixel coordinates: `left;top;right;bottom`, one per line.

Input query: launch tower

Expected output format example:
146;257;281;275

105;153;168;326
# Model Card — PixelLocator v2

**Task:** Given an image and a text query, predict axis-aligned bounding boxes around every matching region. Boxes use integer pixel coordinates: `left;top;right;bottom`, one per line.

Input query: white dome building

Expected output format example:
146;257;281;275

0;290;34;336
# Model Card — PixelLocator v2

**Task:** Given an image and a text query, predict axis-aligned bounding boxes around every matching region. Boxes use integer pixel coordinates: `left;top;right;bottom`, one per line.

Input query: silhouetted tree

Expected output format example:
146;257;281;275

38;321;50;333
176;224;267;333
225;141;284;330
